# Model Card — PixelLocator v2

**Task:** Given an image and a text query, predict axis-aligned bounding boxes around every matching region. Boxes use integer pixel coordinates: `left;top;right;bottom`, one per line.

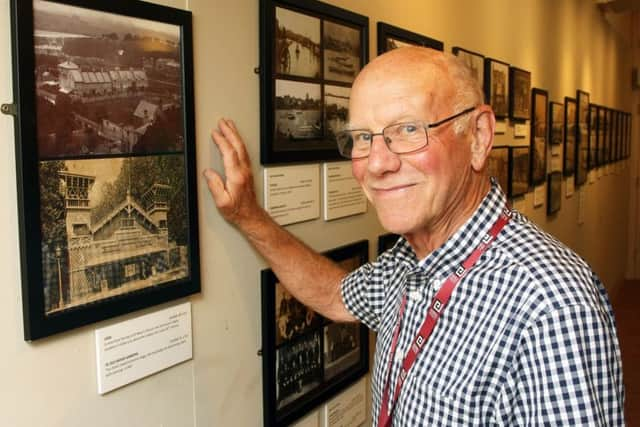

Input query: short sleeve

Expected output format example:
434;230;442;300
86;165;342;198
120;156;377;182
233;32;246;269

341;261;388;332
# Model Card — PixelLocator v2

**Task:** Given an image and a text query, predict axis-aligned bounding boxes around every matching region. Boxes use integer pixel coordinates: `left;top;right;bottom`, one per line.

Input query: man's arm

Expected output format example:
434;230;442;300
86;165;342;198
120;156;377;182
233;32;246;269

203;118;357;322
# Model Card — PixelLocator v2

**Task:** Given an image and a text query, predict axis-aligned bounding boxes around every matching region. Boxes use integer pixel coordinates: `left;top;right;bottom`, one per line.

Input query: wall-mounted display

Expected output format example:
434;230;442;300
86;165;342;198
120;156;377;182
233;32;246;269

10;0;199;340
530;88;548;186
486;146;509;194
509;67;531;121
260;0;368;164
484;58;509;119
597;106;607;166
549;101;564;146
547;171;562;215
575;90;589;186
377;22;443;54
377;233;399;255
563;97;577;177
625;112;631;159
508;146;530;198
261;240;369;426
451;47;484;91
614;110;622;162
588;104;598;170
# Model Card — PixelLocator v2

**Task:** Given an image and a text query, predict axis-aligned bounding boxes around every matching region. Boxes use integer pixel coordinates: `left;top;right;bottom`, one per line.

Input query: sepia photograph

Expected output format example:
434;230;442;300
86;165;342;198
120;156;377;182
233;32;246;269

547;171;562;215
485;58;509;118
275;282;324;346
274;7;320;78
324;84;350;142
598;107;607;166
274;79;323;148
509;67;531;121
549;101;564;146
377;22;443;54
323;323;360;381
452;47;484;91
33;0;185;158
563;97;577;176
323;20;361;83
487;146;509;194
276;332;323;410
39;155;190;314
509;146;530;198
530;88;548;185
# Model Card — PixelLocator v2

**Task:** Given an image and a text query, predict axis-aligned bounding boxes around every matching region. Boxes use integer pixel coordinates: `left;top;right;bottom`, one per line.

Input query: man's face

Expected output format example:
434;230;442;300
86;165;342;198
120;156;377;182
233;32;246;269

348;66;474;238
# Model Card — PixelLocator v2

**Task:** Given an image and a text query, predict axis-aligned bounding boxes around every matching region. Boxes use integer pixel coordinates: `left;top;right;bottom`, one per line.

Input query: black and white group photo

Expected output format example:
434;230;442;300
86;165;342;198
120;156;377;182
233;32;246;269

323;322;360;381
276;332;322;409
275;282;324;346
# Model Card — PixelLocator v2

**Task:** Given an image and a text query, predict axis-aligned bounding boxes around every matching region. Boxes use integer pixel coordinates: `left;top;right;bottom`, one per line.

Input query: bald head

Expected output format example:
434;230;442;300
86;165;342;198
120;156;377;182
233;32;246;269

350;47;484;131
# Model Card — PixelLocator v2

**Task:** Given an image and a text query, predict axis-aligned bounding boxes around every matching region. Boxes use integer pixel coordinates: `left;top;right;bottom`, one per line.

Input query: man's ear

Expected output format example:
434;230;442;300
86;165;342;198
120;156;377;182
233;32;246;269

469;106;495;172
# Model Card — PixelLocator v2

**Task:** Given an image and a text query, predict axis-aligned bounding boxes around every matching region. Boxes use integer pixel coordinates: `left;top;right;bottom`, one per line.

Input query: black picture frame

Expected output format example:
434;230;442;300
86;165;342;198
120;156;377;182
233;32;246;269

605;107;613;164
261;240;369;426
508;146;530;198
530;88;548;186
588;104;598;170
547;171;562;215
549;101;564;146
597;106;606;166
575;90;590;186
486;145;510;194
259;0;369;164
377;22;443;54
10;0;199;340
451;47;485;92
484;58;509;119
563;97;577;177
377;233;399;255
614;110;622;162
509;67;531;121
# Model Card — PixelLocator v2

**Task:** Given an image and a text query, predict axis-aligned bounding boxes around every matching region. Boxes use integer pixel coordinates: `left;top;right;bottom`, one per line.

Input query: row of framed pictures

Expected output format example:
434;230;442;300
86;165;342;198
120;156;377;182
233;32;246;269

487;145;562;216
260;0;447;164
261;235;400;426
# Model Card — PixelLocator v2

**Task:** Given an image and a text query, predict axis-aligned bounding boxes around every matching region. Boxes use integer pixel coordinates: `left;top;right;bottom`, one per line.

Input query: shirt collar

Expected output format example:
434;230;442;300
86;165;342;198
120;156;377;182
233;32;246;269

389;179;506;280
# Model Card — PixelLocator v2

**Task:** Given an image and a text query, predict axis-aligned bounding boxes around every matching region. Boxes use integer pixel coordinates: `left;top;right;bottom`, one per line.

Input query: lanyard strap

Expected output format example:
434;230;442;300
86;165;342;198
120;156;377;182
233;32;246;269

377;207;511;427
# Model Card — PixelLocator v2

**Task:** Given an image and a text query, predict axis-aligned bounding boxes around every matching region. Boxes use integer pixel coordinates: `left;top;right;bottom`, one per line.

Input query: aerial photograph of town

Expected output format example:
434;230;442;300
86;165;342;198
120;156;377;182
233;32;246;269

32;0;184;158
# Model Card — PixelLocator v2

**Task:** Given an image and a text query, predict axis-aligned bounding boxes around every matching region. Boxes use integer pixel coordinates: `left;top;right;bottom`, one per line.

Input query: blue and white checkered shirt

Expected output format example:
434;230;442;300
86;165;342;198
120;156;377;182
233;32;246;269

342;181;624;425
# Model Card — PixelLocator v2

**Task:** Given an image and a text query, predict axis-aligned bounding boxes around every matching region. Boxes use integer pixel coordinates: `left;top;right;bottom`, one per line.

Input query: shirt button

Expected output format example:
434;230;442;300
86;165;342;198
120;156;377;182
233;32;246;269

395;348;404;363
432;277;443;291
409;290;421;301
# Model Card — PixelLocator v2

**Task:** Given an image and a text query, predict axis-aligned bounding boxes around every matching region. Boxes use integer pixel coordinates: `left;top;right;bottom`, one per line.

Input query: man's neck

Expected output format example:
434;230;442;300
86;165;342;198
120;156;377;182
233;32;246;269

405;178;491;260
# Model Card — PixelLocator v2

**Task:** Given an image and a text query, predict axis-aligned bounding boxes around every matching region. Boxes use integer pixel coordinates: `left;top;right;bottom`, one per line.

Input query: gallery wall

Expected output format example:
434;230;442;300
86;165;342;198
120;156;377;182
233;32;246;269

0;0;635;426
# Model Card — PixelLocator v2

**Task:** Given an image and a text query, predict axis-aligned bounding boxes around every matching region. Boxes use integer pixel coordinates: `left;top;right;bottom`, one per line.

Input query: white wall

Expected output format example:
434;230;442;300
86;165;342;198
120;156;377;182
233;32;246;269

0;1;634;426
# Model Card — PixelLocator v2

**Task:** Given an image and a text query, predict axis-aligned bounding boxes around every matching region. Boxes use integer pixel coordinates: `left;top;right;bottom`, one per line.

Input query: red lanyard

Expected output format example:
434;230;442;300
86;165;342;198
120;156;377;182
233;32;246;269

377;207;511;427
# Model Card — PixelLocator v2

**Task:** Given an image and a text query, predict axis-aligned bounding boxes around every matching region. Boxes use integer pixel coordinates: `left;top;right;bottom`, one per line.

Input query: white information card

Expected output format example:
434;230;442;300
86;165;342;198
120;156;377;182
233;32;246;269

323;162;367;221
323;378;366;427
264;164;320;226
95;302;193;394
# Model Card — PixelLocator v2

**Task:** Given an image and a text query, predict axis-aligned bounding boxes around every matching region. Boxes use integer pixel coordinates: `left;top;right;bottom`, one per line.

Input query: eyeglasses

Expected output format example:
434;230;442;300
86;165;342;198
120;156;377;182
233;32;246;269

335;106;476;159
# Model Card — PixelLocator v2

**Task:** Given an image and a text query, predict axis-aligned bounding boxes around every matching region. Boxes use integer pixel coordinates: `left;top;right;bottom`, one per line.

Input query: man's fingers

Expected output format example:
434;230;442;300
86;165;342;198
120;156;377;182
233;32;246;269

211;127;242;181
218;118;250;164
203;168;230;208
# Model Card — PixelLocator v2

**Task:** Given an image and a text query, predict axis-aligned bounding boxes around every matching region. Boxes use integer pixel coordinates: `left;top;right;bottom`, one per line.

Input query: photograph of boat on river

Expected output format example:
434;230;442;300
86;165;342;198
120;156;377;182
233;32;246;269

274;79;322;149
323;20;360;83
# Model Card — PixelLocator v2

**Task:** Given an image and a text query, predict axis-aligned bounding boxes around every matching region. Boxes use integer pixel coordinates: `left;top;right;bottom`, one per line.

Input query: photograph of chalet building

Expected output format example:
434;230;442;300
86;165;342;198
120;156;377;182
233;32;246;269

33;0;184;158
40;156;189;314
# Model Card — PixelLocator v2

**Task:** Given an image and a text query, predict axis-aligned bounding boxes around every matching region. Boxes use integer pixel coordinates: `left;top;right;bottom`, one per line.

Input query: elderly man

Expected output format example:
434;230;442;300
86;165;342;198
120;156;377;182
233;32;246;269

204;47;624;425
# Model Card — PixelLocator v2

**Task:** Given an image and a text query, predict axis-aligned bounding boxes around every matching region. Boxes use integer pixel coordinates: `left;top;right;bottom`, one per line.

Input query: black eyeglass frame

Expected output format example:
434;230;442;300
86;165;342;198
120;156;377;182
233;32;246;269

336;106;477;159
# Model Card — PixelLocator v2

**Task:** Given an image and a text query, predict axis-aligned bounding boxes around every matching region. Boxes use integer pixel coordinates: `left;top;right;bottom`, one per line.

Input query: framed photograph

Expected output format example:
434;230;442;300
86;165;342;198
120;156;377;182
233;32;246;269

614;110;622;162
377;233;399;255
606;108;614;164
597;106;607;166
486;145;510;194
377;22;443;54
588;104;598;170
452;47;484;91
563;97;577;177
547;171;562;215
530;88;548;186
260;0;369;164
575;90;590;186
509;67;531;121
484;58;509;119
10;0;199;340
625;112;631;159
508;146;530;198
549;101;564;146
261;240;369;426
